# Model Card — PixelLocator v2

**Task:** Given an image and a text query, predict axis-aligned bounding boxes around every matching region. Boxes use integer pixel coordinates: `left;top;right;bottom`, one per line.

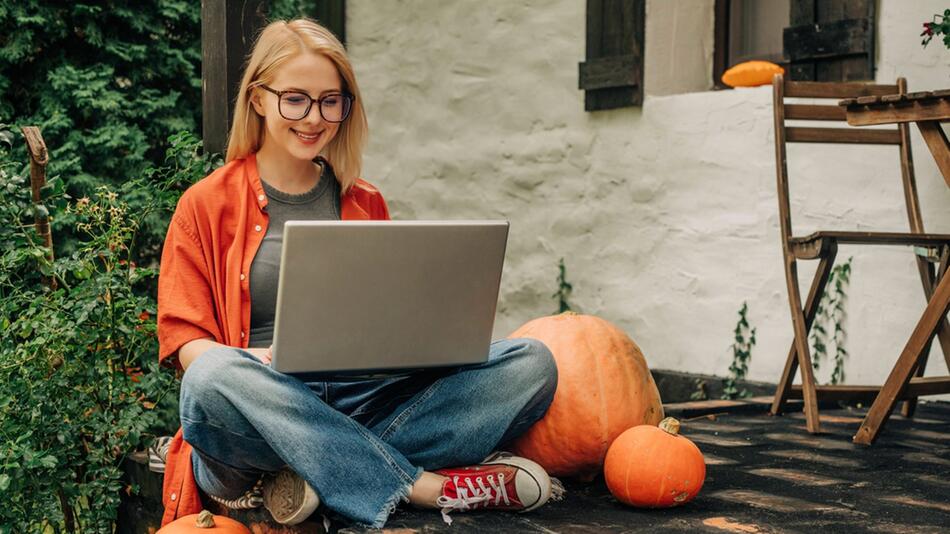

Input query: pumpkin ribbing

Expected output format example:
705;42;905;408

508;313;664;480
604;418;706;507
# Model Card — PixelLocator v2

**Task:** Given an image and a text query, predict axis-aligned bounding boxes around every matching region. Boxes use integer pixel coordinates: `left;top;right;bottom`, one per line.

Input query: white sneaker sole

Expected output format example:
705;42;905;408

262;469;321;525
483;453;552;512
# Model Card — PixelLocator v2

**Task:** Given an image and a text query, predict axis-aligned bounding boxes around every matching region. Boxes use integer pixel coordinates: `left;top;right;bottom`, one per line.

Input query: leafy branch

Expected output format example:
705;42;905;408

0;130;213;532
921;9;950;49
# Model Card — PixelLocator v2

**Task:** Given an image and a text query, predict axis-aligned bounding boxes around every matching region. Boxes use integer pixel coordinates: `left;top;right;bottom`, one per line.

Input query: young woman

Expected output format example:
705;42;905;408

156;18;558;528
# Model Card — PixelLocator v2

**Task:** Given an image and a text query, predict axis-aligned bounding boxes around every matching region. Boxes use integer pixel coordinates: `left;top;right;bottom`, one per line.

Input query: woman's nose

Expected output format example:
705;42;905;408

303;103;325;125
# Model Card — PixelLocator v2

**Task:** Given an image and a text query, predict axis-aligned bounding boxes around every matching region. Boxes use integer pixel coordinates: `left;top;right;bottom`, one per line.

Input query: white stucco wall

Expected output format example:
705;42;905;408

347;0;950;389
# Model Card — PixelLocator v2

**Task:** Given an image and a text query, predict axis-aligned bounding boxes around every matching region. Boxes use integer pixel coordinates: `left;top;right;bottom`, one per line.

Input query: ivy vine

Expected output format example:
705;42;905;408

723;301;756;400
810;257;853;385
552;257;574;314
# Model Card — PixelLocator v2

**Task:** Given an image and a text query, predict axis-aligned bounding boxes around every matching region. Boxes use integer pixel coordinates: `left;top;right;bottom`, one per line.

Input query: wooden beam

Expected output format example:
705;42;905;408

314;0;346;46
784;81;898;99
845;100;950;126
21;126;54;289
712;0;729;89
917;120;950;189
790;377;950;404
784;104;847;121
202;0;267;156
854;271;950;444
771;246;837;416
785;126;901;145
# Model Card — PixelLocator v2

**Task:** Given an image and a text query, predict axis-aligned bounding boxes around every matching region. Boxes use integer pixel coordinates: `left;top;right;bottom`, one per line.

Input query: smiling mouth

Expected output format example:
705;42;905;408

292;129;321;142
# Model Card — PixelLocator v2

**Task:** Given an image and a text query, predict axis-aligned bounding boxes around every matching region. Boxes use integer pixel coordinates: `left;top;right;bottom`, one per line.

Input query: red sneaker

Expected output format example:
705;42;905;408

434;452;553;524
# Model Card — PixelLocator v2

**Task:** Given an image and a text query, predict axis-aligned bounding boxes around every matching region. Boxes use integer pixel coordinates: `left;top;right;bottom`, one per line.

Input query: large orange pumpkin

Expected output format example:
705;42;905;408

604;417;705;507
509;312;664;480
157;510;251;534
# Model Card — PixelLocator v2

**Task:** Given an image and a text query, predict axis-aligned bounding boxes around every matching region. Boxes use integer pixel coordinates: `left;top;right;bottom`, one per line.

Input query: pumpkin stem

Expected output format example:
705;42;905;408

560;311;578;316
196;510;215;528
658;417;681;435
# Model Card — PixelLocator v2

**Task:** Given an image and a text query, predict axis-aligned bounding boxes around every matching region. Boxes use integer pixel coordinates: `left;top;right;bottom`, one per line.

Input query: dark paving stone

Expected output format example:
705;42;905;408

119;402;950;533
343;402;950;533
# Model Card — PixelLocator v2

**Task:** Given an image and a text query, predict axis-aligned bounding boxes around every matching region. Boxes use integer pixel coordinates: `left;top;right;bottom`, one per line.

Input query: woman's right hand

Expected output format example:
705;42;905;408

177;339;272;370
245;346;272;365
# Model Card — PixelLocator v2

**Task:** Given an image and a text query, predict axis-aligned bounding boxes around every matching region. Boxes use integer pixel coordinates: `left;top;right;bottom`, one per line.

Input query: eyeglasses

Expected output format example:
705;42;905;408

259;85;354;123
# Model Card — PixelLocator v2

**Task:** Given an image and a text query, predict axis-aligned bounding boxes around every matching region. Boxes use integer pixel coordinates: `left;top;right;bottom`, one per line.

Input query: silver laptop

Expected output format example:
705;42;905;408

271;220;509;379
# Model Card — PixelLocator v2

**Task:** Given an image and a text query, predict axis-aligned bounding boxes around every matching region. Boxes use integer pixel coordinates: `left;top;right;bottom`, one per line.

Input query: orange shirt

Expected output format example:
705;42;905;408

156;153;390;525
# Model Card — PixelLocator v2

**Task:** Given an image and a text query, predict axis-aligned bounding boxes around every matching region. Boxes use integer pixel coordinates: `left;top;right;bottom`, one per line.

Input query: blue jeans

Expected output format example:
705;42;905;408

179;338;557;527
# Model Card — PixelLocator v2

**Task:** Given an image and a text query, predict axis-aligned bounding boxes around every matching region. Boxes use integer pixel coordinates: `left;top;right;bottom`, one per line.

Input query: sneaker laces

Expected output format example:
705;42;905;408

436;473;510;525
207;476;264;510
550;477;566;502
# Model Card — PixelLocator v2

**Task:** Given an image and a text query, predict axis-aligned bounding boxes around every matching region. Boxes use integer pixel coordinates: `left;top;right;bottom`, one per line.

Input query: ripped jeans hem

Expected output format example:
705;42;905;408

368;466;423;529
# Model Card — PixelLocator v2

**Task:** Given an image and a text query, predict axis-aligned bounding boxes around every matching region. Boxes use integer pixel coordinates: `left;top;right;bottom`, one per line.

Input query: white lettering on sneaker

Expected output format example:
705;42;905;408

436;473;510;525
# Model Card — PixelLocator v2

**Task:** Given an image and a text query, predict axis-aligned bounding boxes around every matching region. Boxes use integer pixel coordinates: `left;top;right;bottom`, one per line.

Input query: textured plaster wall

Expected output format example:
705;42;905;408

347;0;950;388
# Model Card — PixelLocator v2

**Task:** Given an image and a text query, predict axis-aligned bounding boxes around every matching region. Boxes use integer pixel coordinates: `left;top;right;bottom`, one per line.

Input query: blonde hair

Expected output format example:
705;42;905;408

226;19;367;193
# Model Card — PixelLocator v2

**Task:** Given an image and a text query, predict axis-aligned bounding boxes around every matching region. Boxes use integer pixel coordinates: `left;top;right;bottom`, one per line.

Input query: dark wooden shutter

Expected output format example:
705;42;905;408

783;0;875;82
579;0;645;111
314;0;346;46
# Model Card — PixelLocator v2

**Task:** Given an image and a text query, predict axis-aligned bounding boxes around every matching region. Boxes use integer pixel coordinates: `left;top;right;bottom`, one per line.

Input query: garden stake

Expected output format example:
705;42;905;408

21;126;55;289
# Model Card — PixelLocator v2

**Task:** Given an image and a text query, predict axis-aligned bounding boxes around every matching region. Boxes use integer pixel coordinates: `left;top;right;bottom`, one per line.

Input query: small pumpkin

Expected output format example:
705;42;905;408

509;312;664;480
604;417;706;508
157;510;251;534
721;60;784;88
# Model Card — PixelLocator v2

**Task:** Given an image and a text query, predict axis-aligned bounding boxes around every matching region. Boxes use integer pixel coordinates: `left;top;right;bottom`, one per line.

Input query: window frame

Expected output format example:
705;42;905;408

712;0;791;90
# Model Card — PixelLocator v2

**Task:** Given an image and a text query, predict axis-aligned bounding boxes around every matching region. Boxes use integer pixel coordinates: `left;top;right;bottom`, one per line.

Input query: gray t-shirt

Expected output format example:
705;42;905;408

248;165;341;348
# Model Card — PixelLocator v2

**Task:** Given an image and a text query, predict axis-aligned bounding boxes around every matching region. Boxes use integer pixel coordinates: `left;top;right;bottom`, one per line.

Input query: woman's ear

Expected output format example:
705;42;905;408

250;88;266;116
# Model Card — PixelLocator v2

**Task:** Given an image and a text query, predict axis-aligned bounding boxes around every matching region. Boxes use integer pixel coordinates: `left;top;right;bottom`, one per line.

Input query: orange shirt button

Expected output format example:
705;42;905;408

254;225;262;232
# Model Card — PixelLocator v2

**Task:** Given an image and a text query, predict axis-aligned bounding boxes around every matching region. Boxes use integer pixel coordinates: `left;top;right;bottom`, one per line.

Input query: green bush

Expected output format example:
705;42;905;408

0;2;322;530
0;0;331;266
0;0;203;263
0;128;218;533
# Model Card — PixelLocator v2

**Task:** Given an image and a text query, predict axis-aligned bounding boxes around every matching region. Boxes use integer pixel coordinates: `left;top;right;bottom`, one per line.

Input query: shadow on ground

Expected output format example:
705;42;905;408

356;401;950;533
119;401;950;533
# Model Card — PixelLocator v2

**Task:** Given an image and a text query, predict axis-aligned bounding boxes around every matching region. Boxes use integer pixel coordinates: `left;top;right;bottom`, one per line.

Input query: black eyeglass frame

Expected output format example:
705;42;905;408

259;84;354;123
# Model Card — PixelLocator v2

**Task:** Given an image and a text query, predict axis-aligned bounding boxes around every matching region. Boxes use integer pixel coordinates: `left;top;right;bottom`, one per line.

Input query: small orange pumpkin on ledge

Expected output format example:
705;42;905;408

721;60;784;87
157;509;251;534
604;417;705;508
